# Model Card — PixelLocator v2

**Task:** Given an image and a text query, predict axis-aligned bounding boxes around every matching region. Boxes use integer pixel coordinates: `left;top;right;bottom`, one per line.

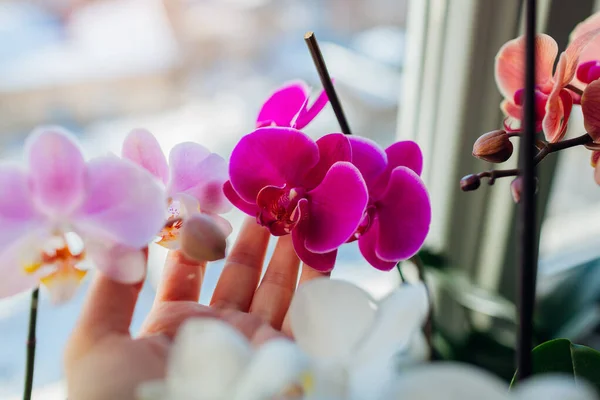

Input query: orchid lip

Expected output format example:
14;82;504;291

256;185;307;236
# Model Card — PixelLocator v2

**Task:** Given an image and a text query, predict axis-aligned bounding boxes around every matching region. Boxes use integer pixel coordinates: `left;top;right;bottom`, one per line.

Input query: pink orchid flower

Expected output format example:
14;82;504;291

345;137;431;270
0;127;166;304
223;127;368;272
256;80;328;129
569;12;600;97
122;129;232;249
495;30;600;143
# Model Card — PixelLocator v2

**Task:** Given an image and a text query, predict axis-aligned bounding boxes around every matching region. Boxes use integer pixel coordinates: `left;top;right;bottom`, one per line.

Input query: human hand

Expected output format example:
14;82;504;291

64;216;327;400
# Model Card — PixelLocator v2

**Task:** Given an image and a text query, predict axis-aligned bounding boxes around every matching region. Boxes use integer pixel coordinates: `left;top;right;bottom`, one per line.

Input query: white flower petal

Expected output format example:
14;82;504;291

289;279;377;361
84;238;146;284
167;319;252;398
232;339;310;400
513;375;599;400
353;283;429;365
377;363;509;400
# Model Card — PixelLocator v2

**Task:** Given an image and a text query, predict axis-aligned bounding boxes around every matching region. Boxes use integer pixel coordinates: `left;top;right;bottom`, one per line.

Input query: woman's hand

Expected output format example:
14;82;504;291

64;217;326;400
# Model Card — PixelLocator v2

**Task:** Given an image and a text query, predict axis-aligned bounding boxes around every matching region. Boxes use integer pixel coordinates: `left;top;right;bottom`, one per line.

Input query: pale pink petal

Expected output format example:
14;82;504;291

293;88;329;129
229;127;319;203
495;34;557;99
358;220;397;271
26;127;86;215
223;181;259;217
347;136;388;191
72;156;166;248
302;133;351;189
543;88;573;143
304;162;368;253
582;80;600;141
375;167;431;261
501;100;523;132
85;240;147;284
207;214;233;237
121;128;169;185
563;27;600;86
168;142;231;214
256;81;309;128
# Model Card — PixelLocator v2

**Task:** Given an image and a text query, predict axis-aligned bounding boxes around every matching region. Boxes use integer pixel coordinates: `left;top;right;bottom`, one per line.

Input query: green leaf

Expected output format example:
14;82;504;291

510;338;600;391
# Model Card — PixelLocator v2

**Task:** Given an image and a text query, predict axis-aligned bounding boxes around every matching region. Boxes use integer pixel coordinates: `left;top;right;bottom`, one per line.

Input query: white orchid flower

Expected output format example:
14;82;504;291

377;362;598;400
287;279;430;399
137;319;311;400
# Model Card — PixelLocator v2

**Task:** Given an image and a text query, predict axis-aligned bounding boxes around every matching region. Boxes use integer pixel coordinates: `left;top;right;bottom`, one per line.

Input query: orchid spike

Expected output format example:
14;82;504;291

256;80;329;129
122;129;232;250
346;137;431;271
0;127;166;304
288;279;430;399
224;127;368;272
137;319;312;400
495;29;600;142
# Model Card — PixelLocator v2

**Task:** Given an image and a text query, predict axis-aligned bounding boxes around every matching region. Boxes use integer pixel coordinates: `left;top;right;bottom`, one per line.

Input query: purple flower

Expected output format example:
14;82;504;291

256;81;328;129
347;137;431;270
224;127;368;272
122;129;232;249
0;127;166;303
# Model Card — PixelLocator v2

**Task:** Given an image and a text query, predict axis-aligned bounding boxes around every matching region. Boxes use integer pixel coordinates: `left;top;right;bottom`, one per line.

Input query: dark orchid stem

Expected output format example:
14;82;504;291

460;133;592;190
408;255;433;360
304;31;352;136
23;288;39;400
566;83;584;97
395;262;406;283
516;0;537;381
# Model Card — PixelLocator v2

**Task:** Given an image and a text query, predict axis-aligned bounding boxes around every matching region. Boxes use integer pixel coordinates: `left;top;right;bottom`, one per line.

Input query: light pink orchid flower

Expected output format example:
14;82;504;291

122;129;232;249
570;11;600;96
0;127;166;304
495;30;600;143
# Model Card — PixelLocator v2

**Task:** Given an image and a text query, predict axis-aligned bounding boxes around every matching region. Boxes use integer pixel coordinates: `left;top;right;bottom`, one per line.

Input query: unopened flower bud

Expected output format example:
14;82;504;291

180;214;227;262
473;130;513;163
510;176;539;203
460;174;481;191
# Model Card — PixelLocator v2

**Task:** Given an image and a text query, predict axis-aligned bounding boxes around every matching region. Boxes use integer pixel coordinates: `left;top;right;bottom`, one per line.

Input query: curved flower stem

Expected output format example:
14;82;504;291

408;255;433;360
461;133;592;190
23;288;39;400
566;83;584;97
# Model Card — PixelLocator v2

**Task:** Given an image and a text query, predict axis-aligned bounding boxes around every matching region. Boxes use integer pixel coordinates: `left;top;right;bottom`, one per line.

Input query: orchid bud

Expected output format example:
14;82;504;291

472;130;513;163
180;214;227;262
460;174;481;191
510;176;539;203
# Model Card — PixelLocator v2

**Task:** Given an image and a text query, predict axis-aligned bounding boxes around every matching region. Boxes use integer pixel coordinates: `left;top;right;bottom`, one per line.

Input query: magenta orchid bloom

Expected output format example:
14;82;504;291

224;127;368;272
0;127;166;304
495;30;600;143
256;80;328;129
346;137;431;270
122;129;232;249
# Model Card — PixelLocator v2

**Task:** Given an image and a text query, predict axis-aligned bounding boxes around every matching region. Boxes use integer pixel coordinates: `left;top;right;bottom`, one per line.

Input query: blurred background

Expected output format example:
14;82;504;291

3;0;600;398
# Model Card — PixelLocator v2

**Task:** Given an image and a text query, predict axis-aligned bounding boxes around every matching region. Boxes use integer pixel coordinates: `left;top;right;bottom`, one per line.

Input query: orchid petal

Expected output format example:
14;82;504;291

582;80;600;142
370;140;424;199
513;375;598;400
208;214;233;237
570;13;600;88
85;240;146;284
292;225;337;272
167;319;252;398
543;88;573;143
0;164;44;251
256;81;309;128
563;27;600;86
41;265;87;304
294;88;329;129
26;127;86;215
304;162;368;253
167;142;231;214
358;221;397;271
229;127;319;203
378;363;509;400
375;167;431;261
495;34;557;99
302;133;352;189
223;181;259;217
73;156;166;249
289;278;377;361
347;136;388;191
353;283;429;365
232;339;310;400
121;128;169;185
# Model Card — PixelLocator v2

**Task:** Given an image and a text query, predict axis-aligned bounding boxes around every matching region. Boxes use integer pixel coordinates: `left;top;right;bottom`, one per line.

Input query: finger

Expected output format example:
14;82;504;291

211;217;270;311
140;301;217;339
219;308;286;347
153;250;207;305
249;235;300;329
281;263;330;336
